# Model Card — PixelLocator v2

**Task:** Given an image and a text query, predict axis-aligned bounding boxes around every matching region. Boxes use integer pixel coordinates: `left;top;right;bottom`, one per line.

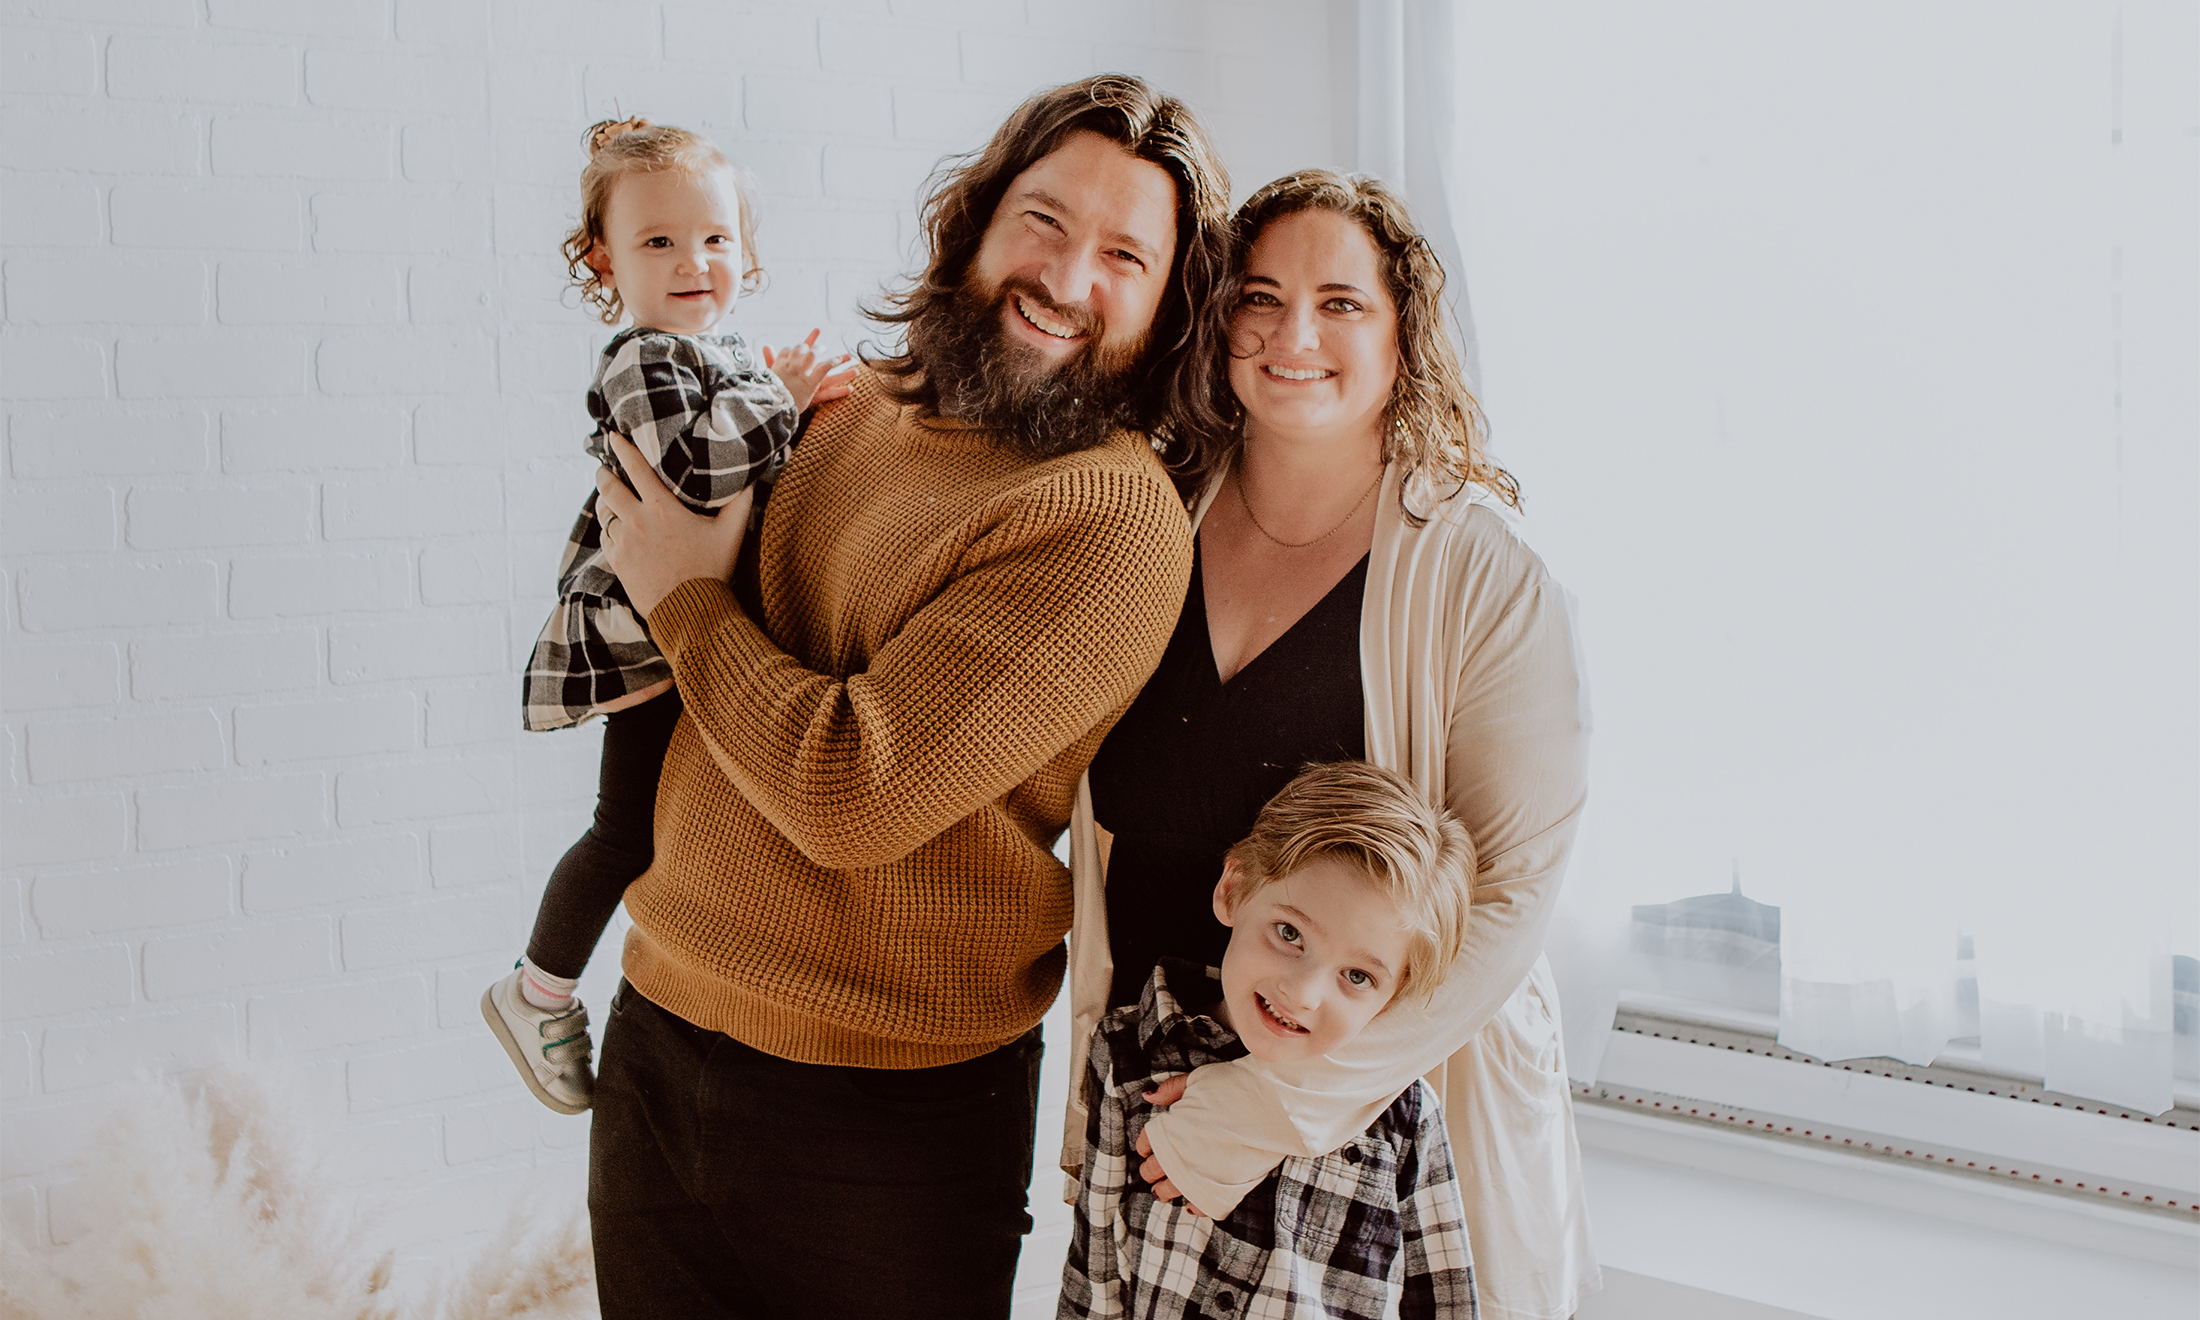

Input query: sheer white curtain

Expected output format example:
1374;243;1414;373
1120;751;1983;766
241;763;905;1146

1388;0;2196;1113
1353;0;1480;387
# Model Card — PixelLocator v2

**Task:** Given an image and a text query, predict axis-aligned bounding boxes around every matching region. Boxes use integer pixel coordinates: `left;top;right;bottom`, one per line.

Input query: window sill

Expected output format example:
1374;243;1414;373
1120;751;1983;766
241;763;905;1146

1574;1096;2199;1271
1612;988;2200;1122
1580;992;2200;1244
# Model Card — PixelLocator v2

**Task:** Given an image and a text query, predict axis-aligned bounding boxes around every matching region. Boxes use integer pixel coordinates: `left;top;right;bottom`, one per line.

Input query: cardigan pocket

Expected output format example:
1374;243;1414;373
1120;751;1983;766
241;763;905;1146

1471;972;1566;1117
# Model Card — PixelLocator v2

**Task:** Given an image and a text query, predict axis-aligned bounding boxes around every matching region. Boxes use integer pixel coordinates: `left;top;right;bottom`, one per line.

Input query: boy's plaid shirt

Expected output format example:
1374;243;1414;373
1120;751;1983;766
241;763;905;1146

1060;960;1477;1320
522;327;797;731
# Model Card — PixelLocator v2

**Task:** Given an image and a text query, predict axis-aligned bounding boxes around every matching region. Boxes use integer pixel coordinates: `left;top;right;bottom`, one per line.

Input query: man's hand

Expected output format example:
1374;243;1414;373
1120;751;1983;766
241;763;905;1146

1135;1073;1208;1217
594;432;751;616
762;329;856;411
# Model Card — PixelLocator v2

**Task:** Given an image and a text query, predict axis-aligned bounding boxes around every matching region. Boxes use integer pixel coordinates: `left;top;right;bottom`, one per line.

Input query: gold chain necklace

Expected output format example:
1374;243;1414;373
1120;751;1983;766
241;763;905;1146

1233;467;1384;549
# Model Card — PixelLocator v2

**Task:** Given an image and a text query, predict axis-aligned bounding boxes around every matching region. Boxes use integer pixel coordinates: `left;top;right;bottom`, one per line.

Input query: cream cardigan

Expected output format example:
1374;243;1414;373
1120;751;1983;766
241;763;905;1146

1063;459;1600;1320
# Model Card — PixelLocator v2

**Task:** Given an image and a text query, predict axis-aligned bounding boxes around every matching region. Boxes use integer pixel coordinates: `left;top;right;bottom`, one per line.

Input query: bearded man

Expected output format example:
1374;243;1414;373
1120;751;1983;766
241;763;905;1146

583;76;1229;1317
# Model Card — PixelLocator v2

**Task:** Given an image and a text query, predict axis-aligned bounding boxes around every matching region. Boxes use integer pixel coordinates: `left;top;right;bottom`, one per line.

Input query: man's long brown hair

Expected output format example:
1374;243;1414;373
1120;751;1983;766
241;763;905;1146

867;75;1234;455
1179;171;1521;510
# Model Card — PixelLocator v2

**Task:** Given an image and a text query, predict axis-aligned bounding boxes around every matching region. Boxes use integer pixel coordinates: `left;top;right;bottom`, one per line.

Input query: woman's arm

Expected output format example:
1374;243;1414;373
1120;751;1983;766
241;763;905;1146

1140;516;1590;1216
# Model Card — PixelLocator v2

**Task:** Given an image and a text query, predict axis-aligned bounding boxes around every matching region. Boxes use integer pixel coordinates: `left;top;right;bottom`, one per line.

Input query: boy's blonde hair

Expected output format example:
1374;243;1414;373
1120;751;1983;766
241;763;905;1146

1222;761;1475;1007
562;117;762;324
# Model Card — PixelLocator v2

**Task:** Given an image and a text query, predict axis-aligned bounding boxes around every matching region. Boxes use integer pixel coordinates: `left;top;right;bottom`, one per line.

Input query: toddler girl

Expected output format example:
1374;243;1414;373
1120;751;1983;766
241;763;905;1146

483;118;850;1114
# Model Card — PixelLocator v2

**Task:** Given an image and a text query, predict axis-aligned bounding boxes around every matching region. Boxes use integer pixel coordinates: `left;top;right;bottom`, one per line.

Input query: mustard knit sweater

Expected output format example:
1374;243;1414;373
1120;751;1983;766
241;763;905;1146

621;370;1194;1069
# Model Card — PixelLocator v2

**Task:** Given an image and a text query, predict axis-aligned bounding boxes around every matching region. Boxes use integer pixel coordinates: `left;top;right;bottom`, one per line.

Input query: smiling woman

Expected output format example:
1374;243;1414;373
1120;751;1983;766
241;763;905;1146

1227;210;1400;468
1069;169;1598;1320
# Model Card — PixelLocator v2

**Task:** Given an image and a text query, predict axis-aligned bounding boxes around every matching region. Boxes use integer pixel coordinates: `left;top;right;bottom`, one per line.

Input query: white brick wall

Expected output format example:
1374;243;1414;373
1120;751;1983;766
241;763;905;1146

2;0;1346;1260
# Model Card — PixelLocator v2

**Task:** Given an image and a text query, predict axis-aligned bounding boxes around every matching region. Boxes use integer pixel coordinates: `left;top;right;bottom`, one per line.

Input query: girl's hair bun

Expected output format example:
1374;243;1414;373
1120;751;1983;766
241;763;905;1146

586;116;653;155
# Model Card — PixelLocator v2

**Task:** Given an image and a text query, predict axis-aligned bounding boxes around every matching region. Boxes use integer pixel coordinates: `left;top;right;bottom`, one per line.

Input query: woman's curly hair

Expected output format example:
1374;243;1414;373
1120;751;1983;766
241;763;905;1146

561;118;762;325
1178;170;1520;511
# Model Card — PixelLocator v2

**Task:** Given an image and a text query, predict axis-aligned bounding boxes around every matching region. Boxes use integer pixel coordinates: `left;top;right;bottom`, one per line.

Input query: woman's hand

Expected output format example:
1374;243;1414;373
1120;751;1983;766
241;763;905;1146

763;329;856;411
1135;1074;1208;1217
594;432;751;616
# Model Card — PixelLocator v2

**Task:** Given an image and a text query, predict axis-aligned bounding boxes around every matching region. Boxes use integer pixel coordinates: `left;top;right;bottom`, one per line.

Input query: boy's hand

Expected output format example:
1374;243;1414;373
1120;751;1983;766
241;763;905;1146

1135;1074;1209;1217
1133;1126;1208;1217
1140;1074;1190;1108
763;329;856;411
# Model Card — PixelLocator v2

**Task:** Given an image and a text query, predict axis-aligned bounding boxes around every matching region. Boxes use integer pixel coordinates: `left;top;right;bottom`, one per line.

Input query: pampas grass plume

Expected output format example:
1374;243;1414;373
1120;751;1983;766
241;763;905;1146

0;1062;595;1320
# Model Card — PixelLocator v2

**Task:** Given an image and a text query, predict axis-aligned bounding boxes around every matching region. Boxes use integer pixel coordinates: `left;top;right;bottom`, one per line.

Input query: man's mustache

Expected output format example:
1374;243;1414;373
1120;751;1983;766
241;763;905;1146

995;277;1102;342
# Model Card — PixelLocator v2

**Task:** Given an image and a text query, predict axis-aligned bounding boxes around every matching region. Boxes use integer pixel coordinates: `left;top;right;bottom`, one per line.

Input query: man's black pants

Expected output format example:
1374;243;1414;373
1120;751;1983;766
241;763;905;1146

588;981;1043;1319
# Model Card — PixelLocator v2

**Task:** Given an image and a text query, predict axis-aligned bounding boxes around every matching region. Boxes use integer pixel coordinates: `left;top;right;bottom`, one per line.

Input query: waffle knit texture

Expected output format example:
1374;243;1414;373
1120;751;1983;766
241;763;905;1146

621;368;1195;1069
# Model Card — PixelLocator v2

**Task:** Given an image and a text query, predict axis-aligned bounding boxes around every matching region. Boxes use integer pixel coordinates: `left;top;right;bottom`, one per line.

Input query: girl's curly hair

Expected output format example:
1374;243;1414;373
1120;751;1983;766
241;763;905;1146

561;118;762;324
1178;170;1520;511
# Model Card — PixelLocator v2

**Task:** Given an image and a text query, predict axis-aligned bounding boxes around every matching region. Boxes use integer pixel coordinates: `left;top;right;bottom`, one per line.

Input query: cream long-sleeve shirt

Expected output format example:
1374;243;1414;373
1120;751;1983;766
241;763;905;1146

1063;459;1599;1320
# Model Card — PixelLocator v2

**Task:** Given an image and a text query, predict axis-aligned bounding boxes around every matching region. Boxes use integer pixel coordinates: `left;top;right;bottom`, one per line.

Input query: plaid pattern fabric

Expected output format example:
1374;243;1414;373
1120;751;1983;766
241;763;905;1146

1061;960;1477;1320
523;327;798;731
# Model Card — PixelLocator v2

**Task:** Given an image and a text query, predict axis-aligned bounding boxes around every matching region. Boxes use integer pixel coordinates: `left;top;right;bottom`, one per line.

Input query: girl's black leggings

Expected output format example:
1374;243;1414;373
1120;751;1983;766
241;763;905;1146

523;688;683;980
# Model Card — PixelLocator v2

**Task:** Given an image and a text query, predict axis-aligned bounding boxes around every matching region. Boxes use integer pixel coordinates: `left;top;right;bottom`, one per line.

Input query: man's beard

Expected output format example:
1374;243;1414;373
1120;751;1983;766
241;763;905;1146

905;276;1150;460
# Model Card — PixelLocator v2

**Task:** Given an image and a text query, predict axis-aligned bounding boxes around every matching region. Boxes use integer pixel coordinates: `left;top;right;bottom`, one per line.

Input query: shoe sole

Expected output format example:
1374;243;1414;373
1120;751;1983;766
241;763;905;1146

480;984;591;1116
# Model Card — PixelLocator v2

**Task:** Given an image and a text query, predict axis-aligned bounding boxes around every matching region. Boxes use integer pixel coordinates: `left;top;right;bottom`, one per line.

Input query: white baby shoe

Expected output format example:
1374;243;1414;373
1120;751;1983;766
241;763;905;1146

481;965;594;1114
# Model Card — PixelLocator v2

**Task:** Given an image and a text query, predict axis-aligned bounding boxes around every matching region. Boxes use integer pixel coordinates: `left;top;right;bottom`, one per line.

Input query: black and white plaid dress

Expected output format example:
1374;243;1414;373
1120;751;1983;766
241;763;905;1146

522;327;798;731
1061;960;1477;1320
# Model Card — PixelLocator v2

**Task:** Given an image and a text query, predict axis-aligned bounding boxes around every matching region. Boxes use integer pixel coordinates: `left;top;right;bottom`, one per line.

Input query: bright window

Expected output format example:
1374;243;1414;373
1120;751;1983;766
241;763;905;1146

1454;1;2198;1113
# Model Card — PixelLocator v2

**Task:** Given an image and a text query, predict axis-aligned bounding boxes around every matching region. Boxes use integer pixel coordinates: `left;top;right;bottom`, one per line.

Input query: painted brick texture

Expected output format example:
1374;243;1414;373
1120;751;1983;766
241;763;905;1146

2;0;1340;1258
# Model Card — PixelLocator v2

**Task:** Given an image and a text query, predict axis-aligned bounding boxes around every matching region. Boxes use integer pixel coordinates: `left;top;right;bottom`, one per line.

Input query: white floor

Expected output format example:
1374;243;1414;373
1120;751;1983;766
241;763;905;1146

1577;1268;1824;1319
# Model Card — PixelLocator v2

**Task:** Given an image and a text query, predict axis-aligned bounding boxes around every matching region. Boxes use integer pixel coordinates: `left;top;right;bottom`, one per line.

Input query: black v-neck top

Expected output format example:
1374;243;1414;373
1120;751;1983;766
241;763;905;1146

1088;538;1369;1009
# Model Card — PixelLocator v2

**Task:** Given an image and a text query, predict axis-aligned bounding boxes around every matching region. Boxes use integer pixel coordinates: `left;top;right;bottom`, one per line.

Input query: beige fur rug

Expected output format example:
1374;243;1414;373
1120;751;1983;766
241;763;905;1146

0;1063;596;1320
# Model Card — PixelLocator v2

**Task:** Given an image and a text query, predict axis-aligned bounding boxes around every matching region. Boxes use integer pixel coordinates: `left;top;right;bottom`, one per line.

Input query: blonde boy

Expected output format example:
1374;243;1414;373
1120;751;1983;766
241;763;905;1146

1062;760;1480;1319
